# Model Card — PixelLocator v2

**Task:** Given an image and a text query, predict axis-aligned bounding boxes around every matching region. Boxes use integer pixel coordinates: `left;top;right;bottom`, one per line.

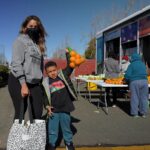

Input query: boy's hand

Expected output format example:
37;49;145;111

46;106;54;116
66;48;69;53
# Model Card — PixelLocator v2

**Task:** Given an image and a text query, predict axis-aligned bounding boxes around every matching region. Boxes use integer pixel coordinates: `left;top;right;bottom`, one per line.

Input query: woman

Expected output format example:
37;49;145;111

8;15;47;119
104;51;120;107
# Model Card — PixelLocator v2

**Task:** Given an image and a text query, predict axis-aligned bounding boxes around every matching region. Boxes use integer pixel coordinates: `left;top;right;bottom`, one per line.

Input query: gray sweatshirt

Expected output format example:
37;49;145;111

11;34;43;85
104;57;120;78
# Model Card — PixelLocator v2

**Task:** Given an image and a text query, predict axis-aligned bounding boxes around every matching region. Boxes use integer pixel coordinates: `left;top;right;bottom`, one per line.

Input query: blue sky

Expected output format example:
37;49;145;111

0;0;150;62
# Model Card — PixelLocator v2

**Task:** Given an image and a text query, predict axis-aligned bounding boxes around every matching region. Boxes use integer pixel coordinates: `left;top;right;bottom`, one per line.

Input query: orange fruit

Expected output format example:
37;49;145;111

70;51;76;57
69;62;76;68
75;59;81;65
70;56;76;62
75;54;81;59
80;57;85;63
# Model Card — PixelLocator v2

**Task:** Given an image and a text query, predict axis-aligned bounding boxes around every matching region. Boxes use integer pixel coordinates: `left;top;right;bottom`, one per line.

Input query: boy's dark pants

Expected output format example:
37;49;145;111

48;112;73;146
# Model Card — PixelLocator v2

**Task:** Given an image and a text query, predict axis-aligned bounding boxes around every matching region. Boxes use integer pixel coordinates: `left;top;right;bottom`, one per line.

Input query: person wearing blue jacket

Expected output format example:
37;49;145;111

124;53;148;117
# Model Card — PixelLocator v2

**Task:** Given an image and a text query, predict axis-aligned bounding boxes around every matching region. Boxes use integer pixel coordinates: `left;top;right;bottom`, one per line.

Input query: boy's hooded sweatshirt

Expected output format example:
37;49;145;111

42;53;77;112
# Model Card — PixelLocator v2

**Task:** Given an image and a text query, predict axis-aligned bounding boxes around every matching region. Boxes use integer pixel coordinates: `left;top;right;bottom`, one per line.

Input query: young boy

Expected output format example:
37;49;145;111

43;49;77;150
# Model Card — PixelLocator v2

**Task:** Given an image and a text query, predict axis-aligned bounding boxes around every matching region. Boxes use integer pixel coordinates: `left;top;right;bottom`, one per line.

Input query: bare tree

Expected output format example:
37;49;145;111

52;35;72;59
123;0;137;17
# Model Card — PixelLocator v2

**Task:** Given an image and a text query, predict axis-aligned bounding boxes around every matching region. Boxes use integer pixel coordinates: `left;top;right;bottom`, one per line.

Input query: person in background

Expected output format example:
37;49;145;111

146;61;150;107
121;55;130;74
146;60;150;107
120;55;131;99
42;49;77;150
124;53;148;118
8;15;47;120
104;51;120;107
146;61;150;76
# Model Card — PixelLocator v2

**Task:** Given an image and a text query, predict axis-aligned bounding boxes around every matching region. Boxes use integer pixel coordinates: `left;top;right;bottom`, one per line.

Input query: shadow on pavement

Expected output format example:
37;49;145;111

117;100;130;115
55;116;80;147
0;82;7;88
81;91;131;115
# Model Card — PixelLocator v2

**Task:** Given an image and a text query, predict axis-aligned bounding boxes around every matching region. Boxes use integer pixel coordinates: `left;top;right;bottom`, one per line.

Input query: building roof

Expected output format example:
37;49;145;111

44;58;96;77
74;59;96;76
96;5;150;38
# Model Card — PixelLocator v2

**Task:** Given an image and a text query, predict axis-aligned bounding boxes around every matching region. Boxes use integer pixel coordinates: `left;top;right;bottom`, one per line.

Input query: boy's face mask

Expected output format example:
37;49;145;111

26;28;39;43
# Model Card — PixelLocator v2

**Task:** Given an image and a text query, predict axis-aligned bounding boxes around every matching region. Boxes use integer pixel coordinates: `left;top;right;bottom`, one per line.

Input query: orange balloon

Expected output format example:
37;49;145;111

70;56;76;62
69;62;76;68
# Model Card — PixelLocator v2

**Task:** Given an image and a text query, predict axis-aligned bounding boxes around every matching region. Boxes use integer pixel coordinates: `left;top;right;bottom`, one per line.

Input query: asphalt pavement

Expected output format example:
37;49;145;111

0;85;150;149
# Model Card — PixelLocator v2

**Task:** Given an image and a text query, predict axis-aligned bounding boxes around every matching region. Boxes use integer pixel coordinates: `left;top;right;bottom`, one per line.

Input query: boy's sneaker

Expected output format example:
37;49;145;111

47;144;56;150
65;142;75;150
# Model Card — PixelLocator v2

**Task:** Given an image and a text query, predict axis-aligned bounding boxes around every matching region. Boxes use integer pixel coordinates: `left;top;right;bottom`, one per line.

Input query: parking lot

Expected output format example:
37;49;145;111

0;85;150;149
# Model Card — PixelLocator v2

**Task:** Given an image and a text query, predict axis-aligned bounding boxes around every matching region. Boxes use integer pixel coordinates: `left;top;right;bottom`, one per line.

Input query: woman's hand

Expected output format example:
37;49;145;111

21;83;29;97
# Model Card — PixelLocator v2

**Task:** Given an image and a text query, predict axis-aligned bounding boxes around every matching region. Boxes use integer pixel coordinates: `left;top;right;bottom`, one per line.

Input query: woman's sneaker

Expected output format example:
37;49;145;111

65;142;75;150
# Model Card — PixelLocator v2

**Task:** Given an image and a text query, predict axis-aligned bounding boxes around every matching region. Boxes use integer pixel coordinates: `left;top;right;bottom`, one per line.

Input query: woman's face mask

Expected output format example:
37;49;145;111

26;27;40;43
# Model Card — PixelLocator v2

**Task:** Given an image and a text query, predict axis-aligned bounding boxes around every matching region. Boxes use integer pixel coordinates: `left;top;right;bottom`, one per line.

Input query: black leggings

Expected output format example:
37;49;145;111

106;87;117;105
8;73;44;119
